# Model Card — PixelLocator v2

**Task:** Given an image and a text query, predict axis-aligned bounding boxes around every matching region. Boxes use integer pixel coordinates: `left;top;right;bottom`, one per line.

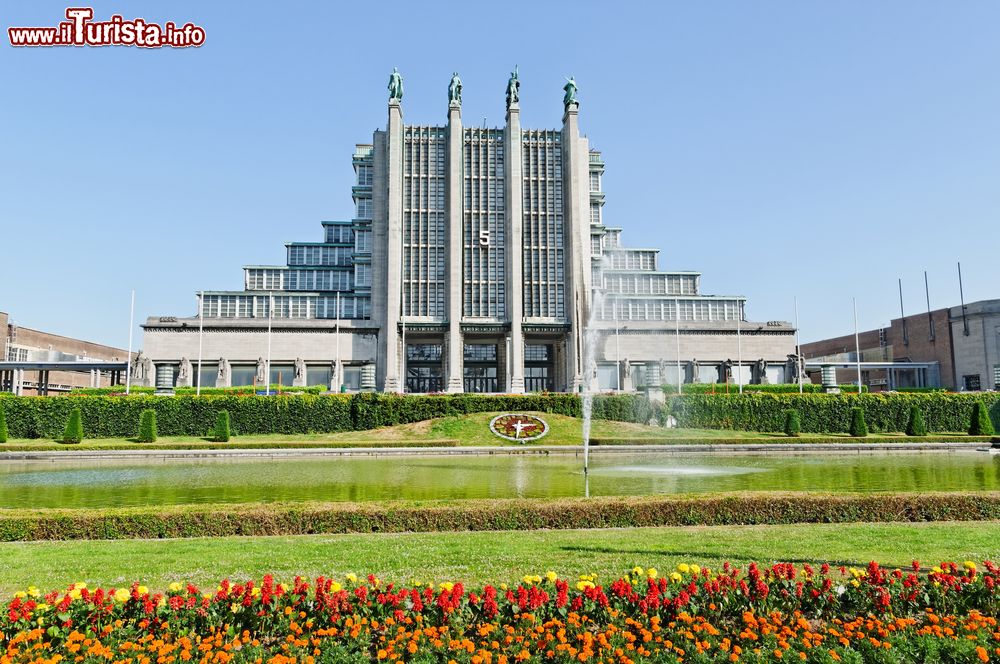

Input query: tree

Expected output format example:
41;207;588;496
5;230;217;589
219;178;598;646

783;409;801;437
905;405;927;437
969;400;996;436
138;409;158;443
214;410;231;442
848;407;868;438
62;408;83;444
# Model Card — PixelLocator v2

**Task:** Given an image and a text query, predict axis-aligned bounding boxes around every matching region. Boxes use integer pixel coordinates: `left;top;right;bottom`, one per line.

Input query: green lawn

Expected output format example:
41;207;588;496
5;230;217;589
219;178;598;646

4;411;986;450
1;521;997;594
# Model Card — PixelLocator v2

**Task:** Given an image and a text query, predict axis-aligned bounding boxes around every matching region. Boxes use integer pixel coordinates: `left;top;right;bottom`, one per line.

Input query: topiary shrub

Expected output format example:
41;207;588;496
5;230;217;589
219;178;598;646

783;409;801;437
62;408;83;444
214;410;231;442
905;404;927;436
137;409;157;443
969;400;995;436
848;407;868;438
0;404;7;443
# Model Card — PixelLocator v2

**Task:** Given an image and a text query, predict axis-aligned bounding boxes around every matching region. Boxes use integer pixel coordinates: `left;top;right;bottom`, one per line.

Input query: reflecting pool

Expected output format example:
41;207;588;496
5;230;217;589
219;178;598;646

0;451;997;508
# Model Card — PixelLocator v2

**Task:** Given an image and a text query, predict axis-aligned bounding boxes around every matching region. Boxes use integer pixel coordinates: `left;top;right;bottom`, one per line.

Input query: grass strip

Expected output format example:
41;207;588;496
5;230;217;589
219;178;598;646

2;492;999;541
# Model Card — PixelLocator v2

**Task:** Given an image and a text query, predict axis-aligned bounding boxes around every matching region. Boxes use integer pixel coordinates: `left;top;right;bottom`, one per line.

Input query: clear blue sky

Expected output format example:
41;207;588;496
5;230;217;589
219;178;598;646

2;0;998;350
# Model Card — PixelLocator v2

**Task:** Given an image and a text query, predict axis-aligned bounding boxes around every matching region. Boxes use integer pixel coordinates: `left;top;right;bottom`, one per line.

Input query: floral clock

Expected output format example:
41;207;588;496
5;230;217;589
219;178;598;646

489;413;549;443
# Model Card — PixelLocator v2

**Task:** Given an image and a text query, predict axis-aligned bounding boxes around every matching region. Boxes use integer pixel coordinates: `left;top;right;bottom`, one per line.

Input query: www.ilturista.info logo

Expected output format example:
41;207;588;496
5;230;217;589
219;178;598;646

8;8;205;48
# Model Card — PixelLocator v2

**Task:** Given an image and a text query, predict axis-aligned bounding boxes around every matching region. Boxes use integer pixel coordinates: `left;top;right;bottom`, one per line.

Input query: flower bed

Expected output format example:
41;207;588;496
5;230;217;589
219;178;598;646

3;561;1000;662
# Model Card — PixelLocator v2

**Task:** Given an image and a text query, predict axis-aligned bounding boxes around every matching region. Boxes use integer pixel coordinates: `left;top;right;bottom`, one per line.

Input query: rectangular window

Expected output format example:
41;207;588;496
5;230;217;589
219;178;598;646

590;202;601;225
964;374;981;391
355;229;372;253
356;198;373;219
356;164;373;186
355;263;371;287
589;172;600;191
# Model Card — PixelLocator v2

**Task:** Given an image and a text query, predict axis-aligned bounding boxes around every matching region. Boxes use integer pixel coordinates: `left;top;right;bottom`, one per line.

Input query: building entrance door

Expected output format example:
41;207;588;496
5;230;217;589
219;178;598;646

406;343;443;393
463;343;498;393
524;343;554;392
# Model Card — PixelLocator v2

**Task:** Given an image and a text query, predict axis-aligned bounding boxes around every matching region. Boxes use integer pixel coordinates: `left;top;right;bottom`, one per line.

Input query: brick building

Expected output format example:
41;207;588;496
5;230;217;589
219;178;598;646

1;311;130;395
801;298;1000;391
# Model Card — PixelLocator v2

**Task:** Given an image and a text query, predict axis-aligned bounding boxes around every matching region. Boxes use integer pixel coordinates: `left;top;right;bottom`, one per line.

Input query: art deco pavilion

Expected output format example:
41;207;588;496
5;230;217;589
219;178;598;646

142;72;797;393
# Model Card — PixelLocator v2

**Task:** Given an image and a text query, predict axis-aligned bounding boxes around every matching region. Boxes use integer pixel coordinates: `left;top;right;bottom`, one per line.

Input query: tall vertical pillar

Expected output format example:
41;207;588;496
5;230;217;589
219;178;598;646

505;102;526;393
561;101;590;392
383;99;405;393
445;101;464;392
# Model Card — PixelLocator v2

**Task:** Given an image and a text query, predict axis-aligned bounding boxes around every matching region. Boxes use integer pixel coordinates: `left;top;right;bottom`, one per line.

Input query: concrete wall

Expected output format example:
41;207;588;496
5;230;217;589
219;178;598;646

950;300;1000;391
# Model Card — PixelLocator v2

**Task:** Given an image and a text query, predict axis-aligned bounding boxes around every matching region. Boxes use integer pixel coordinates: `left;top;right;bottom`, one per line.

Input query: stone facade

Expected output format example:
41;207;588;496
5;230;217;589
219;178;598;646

142;73;796;393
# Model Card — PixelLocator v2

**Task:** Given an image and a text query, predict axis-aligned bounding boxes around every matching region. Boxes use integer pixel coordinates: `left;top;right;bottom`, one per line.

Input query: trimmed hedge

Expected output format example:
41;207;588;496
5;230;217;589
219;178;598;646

62;408;83;444
0;403;7;443
848;407;868;437
906;404;927;436
970;400;996;436
2;392;999;439
0;492;998;541
214;410;231;442
137;409;158;443
783;409;801;437
670;392;1000;434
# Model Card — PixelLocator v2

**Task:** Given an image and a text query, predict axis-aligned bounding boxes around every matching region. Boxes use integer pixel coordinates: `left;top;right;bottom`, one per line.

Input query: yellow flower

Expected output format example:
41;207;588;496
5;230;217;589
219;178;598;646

647;568;658;579
251;587;261;597
277;583;287;593
677;564;690;574
575;581;595;591
932;567;943;574
546;571;558;583
345;574;358;584
330;582;342;592
851;580;860;587
230;603;240;613
522;575;535;585
202;593;213;600
632;566;644;575
690;564;701;576
36;603;49;612
964;561;977;572
137;586;149;595
27;587;40;598
114;588;130;603
439;582;455;592
68;589;82;600
13;591;26;599
670;572;682;583
168;582;183;593
157;597;166;607
74;582;87;590
499;584;508;591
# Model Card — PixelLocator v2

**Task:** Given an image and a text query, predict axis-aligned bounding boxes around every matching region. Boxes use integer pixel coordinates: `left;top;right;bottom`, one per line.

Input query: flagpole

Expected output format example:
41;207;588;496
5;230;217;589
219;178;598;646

794;296;803;393
266;293;274;395
675;297;682;395
736;300;743;393
125;289;135;394
853;297;862;392
335;291;341;392
196;291;204;396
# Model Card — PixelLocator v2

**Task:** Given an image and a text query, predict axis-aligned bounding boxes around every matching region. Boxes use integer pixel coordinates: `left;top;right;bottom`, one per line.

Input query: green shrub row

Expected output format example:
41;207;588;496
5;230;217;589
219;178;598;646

2;392;998;439
0;492;997;541
670;392;1000;433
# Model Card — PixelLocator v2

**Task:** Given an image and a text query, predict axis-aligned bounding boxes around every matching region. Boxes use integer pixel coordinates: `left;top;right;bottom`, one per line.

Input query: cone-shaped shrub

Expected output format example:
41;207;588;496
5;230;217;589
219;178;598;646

969;400;996;436
905;405;927;436
848;406;868;437
783;409;801;437
62;408;83;444
214;410;231;442
0;404;7;443
138;409;158;443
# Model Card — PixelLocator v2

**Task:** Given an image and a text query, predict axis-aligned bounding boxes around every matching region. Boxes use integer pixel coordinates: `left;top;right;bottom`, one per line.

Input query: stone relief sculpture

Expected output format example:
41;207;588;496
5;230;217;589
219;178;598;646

178;357;191;384
756;358;769;385
690;359;700;384
131;351;146;380
448;72;462;105
621;358;633;392
295;357;306;379
388;67;403;102
255;357;266;383
659;358;670;385
217;358;226;380
505;66;520;107
563;76;578;108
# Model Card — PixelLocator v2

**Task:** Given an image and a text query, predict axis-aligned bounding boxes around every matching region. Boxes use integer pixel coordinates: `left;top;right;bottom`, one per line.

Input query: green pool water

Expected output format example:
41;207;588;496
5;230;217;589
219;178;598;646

0;451;997;509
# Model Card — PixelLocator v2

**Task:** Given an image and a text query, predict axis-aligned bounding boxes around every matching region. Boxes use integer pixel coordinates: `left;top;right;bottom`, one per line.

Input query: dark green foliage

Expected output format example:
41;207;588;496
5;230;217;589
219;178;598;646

2;392;998;440
783;409;801;437
0;404;7;443
138;409;157;443
70;385;324;396
214;410;231;442
969;400;996;436
849;407;868;437
668;392;1000;434
62;408;83;444
0;492;997;541
906;405;927;436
